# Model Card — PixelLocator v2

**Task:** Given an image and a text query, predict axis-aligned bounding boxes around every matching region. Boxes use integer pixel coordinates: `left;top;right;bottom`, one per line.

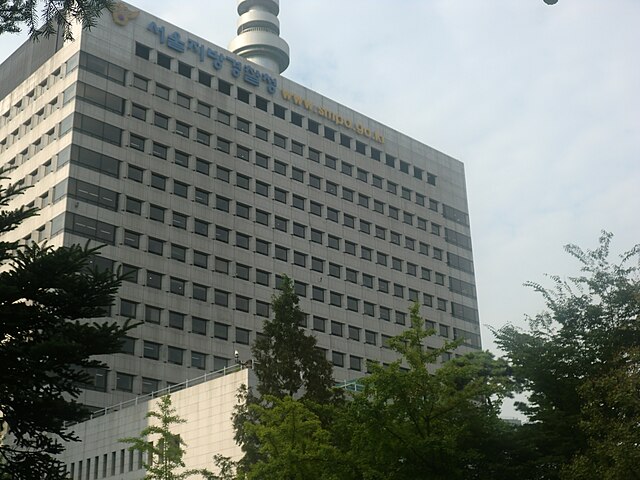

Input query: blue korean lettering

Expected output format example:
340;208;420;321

187;39;205;62
225;56;242;78
166;32;185;53
207;48;224;70
243;64;261;87
261;72;277;94
147;21;165;43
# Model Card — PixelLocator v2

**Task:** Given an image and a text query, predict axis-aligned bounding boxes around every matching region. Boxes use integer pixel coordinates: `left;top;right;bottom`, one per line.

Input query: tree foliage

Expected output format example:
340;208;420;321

120;395;213;480
494;232;640;479
0;171;131;479
0;0;113;40
251;275;335;403
339;302;515;479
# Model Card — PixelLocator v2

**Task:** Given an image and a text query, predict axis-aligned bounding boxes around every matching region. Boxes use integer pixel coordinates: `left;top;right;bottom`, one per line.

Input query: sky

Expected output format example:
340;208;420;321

1;1;638;370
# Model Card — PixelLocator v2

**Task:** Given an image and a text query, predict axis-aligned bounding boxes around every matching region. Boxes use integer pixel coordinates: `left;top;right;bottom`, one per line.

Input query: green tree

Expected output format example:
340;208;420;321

0;171;132;479
120;395;213;480
0;0;113;40
494;232;640;479
252;275;334;403
241;396;347;480
341;302;515;480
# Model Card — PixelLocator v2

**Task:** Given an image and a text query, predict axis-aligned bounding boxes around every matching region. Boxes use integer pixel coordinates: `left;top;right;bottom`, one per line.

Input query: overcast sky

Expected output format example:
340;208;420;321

1;1;639;360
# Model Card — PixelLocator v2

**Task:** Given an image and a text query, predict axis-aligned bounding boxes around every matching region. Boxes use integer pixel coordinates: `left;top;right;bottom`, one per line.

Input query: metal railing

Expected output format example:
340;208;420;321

69;363;249;426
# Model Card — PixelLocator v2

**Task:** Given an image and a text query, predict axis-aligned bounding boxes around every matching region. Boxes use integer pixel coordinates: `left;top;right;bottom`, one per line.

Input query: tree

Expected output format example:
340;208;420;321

120;395;213;480
0;170;131;479
494;232;640;479
340;302;515;480
251;275;335;403
240;396;347;480
0;0;113;40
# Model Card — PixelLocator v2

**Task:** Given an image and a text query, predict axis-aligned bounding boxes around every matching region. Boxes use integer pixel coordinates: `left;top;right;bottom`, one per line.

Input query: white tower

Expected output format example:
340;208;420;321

228;0;290;74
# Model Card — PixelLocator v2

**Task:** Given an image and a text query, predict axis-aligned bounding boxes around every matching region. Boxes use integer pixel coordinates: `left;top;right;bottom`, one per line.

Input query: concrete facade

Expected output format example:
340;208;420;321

59;367;253;479
0;2;480;412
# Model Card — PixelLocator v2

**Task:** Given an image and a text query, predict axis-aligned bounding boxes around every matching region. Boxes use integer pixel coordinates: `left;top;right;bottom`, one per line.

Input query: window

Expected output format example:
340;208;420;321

213;322;229;340
195;188;209;205
217;109;231;125
256;239;270;256
135;42;150;59
256;301;270;317
133;75;148;91
331;321;343;337
347;297;359;312
173;181;188;198
293;223;306;238
324;126;336;141
116;372;133;392
151;173;166;190
388;206;399;220
308;119;320;133
345;241;356;255
293;195;305;210
274;217;288;232
154;112;168;129
236;295;250;312
170;277;185;296
292;167;304;182
343;214;355;228
142;377;160;394
342;188;354;202
332;351;345;367
218;78;231;94
378;279;389;293
167;346;184;365
169;311;185;329
310;201;322;216
365;330;377;345
192;317;208;335
217;137;230;153
310;229;323;244
256;210;270;226
341;162;353;176
273;133;287;149
123;230;140;248
256;152;269;168
145;305;161;324
148;237;164;255
129;134;145;151
291;141;304;156
157;52;172;69
380;307;391;322
329;292;342;307
236;233;250;249
236;328;251;345
216;196;230;212
236;264;251;280
358;194;370;208
362;274;374;289
361;247;372;261
237;117;250;133
125;197;142;215
192;283;209;302
328;235;340;250
274;245;288;262
172;212;187;229
214;257;230;275
274;160;287;176
197;101;211;117
308;148;320;162
396;311;406;325
325;155;337;169
364;301;375;317
394;283;405;298
256;270;270;286
313;316;326;332
191;351;206;370
216;226;230;243
312;286;325;302
175;121;190;137
274;188;287;203
325;181;337;195
152;142;167;159
194;219;209;236
327;207;339;223
131;103;146;120
350;356;362;371
122;265;138;283
193;250;208;268
170;244;186;262
215;290;229;308
236;203;251;219
120;299;137;318
255;125;269;141
291;111;303;126
273;103;286;119
177;92;191;109
155;83;170;100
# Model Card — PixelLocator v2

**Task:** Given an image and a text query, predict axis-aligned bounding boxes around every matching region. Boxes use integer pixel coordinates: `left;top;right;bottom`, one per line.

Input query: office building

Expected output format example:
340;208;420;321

0;1;480;412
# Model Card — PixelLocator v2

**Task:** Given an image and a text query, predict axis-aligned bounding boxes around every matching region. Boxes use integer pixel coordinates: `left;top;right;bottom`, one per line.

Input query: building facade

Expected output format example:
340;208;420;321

0;2;480;411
